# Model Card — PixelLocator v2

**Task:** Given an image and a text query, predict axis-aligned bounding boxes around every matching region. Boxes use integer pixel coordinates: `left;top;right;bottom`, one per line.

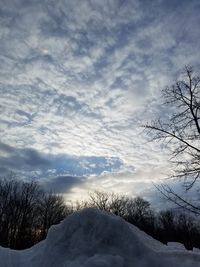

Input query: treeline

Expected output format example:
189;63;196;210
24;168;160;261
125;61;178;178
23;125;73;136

0;177;71;249
80;191;200;250
0;178;199;250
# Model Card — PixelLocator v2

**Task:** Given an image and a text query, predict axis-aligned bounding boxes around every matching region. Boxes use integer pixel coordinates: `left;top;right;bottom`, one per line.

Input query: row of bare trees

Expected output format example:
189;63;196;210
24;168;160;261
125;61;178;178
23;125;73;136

0;177;71;249
0;176;199;250
77;190;200;250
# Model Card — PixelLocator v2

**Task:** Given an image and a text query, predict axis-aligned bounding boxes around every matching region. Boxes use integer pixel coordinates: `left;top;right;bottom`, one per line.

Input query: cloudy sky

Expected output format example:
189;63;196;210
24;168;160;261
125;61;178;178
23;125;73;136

0;0;200;205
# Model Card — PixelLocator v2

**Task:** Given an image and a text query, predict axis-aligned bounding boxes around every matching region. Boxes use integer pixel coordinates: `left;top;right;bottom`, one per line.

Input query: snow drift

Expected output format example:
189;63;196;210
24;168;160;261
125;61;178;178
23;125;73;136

0;208;199;267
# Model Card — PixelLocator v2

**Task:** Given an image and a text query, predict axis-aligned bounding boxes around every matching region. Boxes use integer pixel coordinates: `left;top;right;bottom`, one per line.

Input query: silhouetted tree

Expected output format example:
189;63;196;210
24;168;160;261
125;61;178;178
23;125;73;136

145;66;200;213
88;190;110;211
109;194;130;217
125;197;152;223
125;196;155;236
0;176;70;249
88;190;130;217
176;213;195;250
38;192;68;240
14;180;43;249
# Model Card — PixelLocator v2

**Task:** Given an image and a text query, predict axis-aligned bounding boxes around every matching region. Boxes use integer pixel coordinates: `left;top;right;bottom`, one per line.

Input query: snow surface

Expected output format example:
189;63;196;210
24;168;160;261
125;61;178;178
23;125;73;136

0;208;199;267
167;242;186;250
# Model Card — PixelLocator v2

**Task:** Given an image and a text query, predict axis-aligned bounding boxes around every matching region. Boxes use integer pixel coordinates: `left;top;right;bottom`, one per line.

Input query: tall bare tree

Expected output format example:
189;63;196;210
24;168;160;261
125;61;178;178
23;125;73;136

145;66;200;213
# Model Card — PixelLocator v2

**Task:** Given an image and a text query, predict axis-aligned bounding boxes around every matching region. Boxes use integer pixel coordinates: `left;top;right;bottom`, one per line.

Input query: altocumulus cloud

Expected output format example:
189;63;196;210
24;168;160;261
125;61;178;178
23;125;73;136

0;0;200;201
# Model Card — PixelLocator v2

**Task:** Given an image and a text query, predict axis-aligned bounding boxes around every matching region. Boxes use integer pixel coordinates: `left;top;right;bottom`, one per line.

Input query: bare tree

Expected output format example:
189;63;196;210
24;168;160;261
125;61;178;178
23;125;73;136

87;190;130;217
145;66;200;213
38;192;68;240
158;210;175;231
0;176;70;249
88;190;110;211
154;184;200;216
109;194;130;217
15;180;43;249
146;66;200;189
125;196;153;224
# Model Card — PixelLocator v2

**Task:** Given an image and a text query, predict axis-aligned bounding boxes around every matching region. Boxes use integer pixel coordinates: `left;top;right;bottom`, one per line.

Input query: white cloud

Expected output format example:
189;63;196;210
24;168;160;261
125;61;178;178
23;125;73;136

0;0;200;201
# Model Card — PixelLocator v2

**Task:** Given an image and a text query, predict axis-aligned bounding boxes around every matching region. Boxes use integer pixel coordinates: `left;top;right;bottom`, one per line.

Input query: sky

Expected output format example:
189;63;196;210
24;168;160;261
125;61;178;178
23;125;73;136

0;0;200;206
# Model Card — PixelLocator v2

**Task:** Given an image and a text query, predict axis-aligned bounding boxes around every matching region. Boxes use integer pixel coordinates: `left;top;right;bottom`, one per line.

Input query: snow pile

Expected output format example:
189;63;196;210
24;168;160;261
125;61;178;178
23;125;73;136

0;208;199;267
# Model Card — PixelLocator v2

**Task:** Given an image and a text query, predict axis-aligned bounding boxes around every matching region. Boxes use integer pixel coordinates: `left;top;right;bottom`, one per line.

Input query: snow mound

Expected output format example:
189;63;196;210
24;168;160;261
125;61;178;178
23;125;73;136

0;208;199;267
